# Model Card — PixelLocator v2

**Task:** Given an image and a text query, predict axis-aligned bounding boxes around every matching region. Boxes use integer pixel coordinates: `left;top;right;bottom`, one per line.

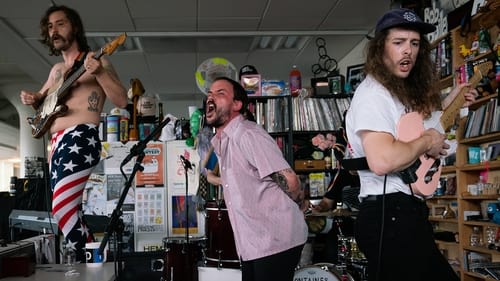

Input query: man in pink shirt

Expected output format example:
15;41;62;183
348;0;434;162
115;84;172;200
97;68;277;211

205;77;308;281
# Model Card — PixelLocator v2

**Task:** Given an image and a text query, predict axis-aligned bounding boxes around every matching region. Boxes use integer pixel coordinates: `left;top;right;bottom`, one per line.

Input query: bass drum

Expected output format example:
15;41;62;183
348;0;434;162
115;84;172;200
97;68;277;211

294;263;354;281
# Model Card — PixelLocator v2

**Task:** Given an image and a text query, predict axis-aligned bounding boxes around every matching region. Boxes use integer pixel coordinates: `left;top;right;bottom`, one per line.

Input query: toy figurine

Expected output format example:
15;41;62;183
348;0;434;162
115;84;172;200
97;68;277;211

459;44;472;58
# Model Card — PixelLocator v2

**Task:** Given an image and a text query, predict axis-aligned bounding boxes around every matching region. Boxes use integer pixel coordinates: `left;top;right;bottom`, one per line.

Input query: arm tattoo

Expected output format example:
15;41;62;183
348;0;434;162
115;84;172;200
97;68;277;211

271;168;303;205
88;91;100;112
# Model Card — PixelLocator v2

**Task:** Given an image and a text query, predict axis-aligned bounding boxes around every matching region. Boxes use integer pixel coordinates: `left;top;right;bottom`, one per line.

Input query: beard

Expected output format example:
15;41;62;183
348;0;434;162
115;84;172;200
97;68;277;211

206;107;230;128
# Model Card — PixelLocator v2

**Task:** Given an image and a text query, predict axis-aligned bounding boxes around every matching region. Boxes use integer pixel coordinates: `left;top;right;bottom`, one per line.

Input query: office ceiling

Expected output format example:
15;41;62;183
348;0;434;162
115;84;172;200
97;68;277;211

0;0;392;159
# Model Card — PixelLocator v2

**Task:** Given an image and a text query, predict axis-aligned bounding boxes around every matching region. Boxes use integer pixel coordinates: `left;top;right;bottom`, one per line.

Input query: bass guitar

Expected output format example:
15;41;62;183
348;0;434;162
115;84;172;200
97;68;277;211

27;33;127;138
397;61;492;196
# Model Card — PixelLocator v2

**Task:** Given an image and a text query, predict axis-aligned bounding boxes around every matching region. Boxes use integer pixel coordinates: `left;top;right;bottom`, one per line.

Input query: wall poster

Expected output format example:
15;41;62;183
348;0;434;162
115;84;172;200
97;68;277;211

136;142;165;187
135;187;166;233
168;194;204;237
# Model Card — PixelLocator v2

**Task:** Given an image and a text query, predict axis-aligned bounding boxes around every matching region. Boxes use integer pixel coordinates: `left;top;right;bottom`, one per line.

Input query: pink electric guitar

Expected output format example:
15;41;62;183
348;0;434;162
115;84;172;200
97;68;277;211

397;61;492;196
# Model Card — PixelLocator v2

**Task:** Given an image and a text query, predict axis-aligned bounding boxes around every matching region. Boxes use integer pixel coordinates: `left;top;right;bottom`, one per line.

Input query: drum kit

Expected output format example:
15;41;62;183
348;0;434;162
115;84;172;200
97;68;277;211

160;199;240;281
159;195;367;281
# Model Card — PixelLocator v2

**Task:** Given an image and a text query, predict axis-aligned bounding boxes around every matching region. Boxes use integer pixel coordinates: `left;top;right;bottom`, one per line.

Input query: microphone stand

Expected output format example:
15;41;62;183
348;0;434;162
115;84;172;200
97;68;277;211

180;155;194;281
99;117;170;281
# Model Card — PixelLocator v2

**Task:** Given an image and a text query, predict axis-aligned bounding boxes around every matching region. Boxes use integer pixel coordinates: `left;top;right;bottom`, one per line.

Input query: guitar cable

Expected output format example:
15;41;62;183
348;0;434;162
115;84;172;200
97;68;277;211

375;174;417;281
375;174;387;281
41;135;60;254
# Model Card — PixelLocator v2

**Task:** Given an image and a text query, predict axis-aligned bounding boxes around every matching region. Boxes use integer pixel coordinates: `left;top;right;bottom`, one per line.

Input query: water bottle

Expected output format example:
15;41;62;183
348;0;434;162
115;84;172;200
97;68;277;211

62;241;76;266
477;175;485;195
470;226;481;247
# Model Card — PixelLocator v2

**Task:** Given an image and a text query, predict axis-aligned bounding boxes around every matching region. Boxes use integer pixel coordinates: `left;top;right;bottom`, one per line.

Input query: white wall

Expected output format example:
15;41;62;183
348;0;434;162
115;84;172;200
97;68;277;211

160;97;206;119
338;37;369;78
0;122;19;191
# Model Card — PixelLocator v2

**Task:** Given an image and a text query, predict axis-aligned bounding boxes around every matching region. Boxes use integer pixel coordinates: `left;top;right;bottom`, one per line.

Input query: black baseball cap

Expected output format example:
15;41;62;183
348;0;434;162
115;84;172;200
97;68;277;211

239;65;259;80
375;8;436;34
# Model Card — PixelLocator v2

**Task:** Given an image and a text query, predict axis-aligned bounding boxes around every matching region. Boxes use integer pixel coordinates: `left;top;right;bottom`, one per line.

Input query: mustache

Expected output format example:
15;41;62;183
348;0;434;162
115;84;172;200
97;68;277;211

51;34;64;42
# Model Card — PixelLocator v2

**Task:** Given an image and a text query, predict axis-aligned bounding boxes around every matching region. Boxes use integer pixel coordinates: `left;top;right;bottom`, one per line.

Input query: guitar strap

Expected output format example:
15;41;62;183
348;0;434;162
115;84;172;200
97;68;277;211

67;51;88;77
341;157;369;171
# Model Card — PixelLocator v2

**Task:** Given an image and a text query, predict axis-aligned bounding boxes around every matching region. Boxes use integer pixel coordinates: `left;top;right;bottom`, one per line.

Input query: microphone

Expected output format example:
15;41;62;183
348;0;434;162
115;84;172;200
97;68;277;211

121;117;171;166
180;155;193;170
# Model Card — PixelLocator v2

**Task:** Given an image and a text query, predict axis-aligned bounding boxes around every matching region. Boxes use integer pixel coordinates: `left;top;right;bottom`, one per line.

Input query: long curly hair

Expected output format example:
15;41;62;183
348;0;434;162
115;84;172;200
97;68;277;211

364;28;441;118
39;5;90;56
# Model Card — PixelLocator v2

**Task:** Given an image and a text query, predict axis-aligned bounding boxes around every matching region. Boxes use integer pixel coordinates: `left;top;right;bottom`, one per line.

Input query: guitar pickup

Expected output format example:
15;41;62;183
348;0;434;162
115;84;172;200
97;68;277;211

423;159;441;184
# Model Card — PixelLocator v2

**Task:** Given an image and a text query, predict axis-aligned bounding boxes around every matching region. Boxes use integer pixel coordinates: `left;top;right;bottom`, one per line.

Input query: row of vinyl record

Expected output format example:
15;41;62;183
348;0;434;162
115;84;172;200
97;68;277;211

292;96;351;131
463;97;500;139
248;96;352;133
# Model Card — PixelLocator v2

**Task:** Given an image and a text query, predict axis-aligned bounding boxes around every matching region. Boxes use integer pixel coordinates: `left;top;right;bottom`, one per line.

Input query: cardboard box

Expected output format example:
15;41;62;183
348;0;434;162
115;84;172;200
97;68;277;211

261;80;286;96
294;160;326;170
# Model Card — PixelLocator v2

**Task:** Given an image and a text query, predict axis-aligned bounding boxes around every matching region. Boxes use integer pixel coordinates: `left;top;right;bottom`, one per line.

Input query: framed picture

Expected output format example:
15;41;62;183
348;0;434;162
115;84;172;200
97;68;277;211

328;75;345;94
346;64;365;93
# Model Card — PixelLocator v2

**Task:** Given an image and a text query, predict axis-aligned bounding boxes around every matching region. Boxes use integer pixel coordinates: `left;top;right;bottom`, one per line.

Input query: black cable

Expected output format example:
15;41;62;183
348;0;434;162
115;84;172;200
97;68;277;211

40;136;56;234
375;175;388;281
41;135;62;264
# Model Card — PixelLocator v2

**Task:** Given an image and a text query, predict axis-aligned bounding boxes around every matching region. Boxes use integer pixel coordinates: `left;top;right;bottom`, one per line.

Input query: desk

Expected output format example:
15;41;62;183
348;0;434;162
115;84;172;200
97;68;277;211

2;263;115;281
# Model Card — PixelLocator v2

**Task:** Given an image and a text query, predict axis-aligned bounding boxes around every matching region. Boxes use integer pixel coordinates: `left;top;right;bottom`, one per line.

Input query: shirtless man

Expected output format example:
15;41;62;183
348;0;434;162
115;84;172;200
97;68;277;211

20;5;127;261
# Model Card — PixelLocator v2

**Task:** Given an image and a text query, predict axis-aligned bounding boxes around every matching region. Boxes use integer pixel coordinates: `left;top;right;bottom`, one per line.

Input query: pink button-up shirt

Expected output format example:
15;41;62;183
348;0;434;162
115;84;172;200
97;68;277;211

212;115;308;261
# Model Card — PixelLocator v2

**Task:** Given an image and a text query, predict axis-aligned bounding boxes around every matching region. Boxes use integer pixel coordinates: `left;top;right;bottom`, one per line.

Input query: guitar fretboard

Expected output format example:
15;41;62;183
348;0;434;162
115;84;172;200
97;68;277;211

440;61;492;132
56;50;104;99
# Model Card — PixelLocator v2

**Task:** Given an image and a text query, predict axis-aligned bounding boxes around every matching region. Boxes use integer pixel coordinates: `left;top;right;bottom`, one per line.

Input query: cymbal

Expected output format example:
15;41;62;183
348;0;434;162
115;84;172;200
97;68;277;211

331;208;355;217
306;208;356;217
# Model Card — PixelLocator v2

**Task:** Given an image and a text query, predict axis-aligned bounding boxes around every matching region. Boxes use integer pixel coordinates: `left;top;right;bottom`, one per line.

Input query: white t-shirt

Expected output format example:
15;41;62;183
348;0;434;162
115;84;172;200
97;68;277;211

345;75;443;198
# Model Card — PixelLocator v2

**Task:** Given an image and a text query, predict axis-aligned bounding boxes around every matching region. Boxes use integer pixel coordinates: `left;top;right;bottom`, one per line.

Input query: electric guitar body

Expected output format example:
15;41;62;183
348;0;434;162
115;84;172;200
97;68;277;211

397;112;442;196
396;61;492;196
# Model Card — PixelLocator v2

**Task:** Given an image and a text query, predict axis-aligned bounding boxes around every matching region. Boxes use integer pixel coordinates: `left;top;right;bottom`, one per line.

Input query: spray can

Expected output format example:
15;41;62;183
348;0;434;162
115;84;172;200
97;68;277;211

120;116;129;142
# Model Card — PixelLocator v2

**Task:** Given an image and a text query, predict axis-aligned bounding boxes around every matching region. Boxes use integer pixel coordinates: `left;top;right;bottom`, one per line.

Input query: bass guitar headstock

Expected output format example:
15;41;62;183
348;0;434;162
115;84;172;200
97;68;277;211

101;33;127;56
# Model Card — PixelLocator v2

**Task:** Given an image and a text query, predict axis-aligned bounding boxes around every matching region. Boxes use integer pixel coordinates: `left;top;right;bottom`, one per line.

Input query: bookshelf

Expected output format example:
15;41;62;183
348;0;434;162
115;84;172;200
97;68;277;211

443;8;500;281
248;93;351;199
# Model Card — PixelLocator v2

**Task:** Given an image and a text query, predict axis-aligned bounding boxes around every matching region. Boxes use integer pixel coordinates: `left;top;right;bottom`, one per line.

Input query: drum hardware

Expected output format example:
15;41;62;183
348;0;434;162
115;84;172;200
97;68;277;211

336;235;369;281
346;237;366;262
294;263;354;281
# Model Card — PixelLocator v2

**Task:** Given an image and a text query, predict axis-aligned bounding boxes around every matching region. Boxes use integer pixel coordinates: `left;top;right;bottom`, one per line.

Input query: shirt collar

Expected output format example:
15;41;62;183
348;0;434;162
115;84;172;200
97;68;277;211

221;114;244;139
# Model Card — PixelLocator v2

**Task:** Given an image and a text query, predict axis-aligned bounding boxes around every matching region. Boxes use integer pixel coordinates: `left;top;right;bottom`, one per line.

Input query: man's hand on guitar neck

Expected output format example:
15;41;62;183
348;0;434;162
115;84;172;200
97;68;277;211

441;83;478;109
20;90;44;109
84;52;104;76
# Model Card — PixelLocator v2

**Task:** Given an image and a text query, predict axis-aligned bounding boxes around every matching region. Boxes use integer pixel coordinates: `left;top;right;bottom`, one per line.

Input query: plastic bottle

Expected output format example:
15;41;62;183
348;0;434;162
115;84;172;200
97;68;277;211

62;241;76;266
289;65;302;97
470;226;481;246
477;175;485;195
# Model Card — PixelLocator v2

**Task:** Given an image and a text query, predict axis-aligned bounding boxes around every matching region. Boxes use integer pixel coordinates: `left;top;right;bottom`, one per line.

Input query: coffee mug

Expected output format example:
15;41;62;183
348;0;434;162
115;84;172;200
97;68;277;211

85;242;107;267
468;147;481;164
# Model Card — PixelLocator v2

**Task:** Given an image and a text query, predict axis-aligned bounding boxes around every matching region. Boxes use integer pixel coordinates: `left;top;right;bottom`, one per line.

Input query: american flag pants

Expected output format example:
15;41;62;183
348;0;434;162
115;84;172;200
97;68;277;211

50;124;101;261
